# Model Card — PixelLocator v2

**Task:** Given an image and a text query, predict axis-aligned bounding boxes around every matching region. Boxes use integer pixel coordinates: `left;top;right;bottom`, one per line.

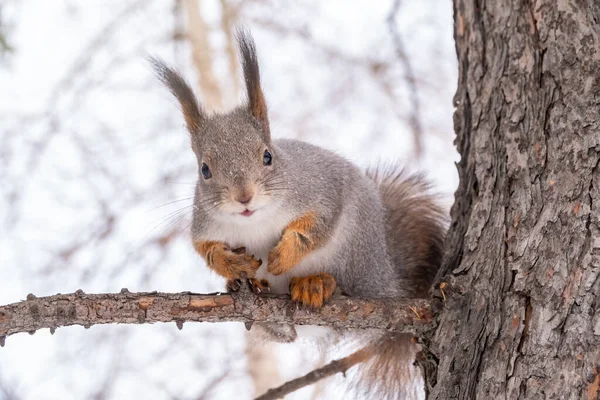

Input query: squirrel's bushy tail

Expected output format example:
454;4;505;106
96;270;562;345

350;166;446;399
368;166;446;297
346;332;421;399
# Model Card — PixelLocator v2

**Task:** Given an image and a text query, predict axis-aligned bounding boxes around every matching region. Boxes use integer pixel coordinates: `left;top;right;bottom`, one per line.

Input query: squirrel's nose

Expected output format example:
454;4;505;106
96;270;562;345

235;193;253;205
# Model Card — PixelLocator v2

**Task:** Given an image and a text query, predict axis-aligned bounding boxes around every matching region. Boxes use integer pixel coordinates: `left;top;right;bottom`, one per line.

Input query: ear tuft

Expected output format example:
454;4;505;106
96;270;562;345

149;57;204;135
235;29;270;134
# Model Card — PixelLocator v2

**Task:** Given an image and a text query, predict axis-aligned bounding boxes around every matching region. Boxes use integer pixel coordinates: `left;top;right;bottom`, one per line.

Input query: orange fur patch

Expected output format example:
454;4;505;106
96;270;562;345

268;212;320;275
290;273;336;309
194;240;262;280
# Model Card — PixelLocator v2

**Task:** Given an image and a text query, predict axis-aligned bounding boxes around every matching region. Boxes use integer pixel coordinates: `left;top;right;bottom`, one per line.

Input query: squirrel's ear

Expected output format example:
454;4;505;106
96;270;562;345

236;29;270;137
150;57;205;135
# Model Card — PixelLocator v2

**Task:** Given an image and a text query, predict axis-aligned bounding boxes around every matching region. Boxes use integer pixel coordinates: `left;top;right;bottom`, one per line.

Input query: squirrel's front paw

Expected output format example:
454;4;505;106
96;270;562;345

206;244;262;280
267;239;304;275
267;245;287;275
289;273;336;309
267;212;319;275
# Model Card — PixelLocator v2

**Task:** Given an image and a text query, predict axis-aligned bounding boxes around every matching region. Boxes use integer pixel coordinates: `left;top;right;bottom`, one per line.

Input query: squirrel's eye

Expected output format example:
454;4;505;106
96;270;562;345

201;163;212;179
263;150;272;166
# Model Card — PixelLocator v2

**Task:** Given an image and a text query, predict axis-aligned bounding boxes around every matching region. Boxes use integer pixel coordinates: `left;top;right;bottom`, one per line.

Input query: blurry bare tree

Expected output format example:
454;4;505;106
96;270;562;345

0;2;15;60
0;0;457;398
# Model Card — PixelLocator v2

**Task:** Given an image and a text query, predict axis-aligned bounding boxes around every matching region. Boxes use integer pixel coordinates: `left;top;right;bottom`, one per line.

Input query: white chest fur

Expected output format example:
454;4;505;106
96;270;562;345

206;207;344;294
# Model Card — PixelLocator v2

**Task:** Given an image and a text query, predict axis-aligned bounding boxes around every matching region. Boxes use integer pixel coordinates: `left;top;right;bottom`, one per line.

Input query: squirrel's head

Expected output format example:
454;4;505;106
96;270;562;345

152;30;283;219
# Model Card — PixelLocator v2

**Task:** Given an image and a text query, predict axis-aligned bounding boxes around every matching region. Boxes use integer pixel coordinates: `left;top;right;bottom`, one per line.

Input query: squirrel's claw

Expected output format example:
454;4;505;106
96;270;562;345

231;246;246;254
248;278;270;294
226;279;242;292
227;277;269;294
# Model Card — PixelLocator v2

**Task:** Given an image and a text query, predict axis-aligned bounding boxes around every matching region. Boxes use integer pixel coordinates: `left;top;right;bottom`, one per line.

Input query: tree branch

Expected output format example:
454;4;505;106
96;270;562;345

0;289;439;346
255;345;374;400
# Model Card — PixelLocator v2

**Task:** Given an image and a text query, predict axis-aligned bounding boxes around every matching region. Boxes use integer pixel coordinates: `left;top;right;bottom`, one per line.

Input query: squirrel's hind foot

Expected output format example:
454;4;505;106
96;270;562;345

290;272;336;309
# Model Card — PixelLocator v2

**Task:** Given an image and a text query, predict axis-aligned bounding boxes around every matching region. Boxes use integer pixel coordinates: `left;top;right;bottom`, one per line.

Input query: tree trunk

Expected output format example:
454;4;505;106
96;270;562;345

424;1;600;399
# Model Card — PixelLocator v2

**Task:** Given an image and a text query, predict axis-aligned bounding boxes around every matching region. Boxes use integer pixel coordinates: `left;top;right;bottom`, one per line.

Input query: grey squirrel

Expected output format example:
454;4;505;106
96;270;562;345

152;30;446;399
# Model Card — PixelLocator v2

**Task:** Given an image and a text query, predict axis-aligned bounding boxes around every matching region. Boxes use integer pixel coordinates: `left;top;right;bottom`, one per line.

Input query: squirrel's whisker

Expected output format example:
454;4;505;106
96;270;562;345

146;197;195;213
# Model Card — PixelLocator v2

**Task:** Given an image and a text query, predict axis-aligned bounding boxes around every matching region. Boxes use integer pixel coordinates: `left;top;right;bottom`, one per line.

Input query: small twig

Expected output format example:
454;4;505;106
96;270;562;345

387;0;424;158
254;346;375;400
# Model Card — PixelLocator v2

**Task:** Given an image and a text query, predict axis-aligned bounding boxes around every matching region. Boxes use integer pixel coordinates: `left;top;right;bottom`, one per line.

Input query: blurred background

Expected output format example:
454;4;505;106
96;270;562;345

0;0;457;398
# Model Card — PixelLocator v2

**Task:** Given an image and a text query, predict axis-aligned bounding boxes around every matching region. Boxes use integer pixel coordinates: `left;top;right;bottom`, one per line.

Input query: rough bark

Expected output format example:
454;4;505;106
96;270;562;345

0;290;438;346
424;0;600;399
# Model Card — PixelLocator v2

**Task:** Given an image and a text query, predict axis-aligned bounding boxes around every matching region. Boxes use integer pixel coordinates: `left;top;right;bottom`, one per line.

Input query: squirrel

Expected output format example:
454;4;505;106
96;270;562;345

152;30;446;399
